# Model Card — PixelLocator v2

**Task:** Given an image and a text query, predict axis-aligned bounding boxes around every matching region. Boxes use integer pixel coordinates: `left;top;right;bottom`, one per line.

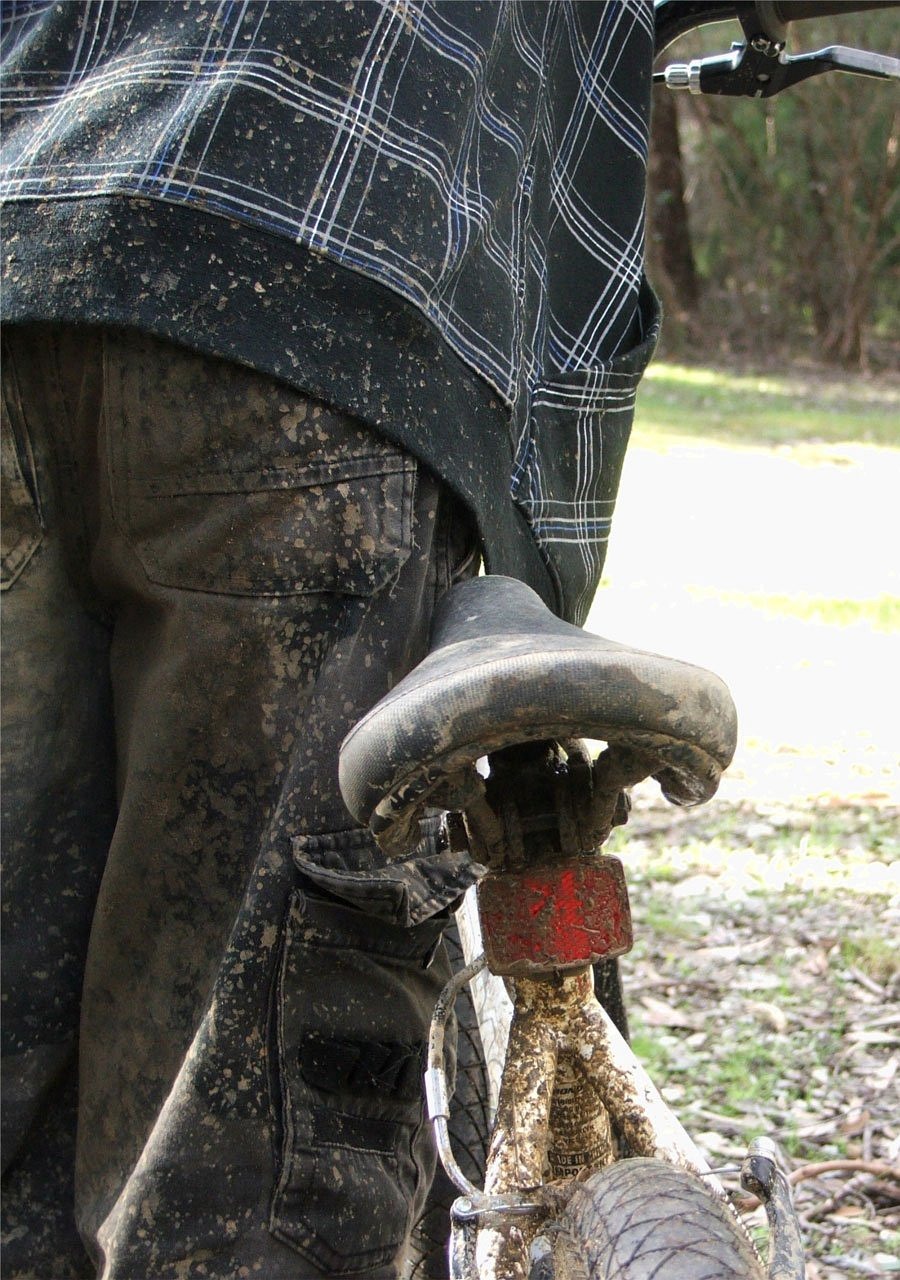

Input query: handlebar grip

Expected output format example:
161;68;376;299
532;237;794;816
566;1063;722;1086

772;1;897;20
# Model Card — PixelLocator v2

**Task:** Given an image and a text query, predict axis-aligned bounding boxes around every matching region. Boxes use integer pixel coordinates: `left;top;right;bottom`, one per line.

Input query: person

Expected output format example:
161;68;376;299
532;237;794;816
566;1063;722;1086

0;3;659;1276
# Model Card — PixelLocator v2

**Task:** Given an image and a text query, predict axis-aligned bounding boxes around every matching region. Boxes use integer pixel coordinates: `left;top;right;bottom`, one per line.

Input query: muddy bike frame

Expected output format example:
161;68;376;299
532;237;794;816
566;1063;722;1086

423;749;801;1280
417;4;899;1278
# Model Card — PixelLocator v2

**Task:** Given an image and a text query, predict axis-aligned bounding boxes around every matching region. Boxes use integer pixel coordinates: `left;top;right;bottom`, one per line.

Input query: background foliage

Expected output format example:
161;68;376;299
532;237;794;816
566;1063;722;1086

648;11;899;369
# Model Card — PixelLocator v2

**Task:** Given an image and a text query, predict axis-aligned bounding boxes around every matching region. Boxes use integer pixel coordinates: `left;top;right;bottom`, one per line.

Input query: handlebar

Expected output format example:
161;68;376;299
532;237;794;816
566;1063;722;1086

654;0;899;95
654;0;898;55
654;3;739;56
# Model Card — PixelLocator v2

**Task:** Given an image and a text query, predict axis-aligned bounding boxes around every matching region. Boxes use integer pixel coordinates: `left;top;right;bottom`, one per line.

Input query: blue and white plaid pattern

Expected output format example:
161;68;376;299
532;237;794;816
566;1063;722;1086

1;0;656;621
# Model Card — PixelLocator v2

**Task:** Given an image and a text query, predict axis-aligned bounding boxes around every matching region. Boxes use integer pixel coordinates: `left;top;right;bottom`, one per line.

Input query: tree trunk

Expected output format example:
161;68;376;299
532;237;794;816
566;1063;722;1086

647;88;701;343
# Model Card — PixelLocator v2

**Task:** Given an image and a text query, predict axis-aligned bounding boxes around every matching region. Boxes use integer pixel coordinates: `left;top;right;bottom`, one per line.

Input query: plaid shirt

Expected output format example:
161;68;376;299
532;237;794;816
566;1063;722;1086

0;0;657;622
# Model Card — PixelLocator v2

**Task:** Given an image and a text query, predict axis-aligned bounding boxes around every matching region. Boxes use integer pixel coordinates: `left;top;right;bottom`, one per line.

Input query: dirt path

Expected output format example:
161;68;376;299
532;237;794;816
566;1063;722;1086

590;439;900;804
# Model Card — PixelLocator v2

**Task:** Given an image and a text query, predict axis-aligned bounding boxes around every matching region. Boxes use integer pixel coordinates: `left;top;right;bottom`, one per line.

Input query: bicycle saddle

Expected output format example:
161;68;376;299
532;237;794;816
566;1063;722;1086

339;575;737;854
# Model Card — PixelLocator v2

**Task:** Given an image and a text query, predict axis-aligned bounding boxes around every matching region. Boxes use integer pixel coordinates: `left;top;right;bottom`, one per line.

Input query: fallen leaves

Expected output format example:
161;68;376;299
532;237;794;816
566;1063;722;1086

612;793;900;1278
639;995;702;1029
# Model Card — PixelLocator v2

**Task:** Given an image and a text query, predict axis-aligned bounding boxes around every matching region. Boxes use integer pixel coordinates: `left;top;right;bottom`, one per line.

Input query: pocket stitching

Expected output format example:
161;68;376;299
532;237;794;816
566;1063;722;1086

269;891;413;1271
1;356;44;588
104;343;419;596
144;453;414;498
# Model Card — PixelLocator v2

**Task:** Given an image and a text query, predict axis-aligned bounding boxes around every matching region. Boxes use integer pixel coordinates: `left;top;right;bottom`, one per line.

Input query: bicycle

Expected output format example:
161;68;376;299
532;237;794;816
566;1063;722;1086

340;572;778;1278
338;6;899;1278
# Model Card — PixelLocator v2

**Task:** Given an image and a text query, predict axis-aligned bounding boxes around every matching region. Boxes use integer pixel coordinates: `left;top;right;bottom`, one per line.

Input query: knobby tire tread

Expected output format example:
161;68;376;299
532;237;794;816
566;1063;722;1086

551;1158;765;1280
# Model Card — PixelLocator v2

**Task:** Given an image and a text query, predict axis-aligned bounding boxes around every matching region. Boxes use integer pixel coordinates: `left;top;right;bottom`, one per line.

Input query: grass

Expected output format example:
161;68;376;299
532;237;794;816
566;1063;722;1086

684;589;900;633
608;801;900;899
838;935;900;986
595;365;898;1274
636;361;900;450
610;798;899;1177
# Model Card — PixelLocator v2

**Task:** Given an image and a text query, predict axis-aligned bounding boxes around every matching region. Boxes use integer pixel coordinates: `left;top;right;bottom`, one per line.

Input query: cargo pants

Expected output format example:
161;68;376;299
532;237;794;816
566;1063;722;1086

0;326;480;1279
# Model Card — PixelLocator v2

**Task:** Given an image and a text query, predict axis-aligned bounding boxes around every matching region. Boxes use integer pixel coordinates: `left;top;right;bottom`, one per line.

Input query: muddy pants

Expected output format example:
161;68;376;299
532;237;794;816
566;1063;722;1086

0;326;480;1279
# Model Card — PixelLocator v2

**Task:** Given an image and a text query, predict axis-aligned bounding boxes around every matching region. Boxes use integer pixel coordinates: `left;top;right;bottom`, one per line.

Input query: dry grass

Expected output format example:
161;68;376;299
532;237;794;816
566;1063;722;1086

610;792;899;1277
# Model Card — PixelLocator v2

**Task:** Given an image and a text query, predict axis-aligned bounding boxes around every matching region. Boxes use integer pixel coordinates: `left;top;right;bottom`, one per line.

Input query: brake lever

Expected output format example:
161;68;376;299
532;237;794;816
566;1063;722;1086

655;39;900;97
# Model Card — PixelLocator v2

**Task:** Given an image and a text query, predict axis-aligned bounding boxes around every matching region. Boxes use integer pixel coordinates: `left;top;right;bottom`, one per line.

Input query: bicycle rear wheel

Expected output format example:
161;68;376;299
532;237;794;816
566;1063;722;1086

545;1158;765;1280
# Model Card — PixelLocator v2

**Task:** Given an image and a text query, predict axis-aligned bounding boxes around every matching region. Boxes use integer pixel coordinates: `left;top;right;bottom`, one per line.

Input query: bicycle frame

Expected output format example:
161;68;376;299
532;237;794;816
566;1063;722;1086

421;740;805;1280
429;948;729;1279
360;9;898;1274
430;885;805;1280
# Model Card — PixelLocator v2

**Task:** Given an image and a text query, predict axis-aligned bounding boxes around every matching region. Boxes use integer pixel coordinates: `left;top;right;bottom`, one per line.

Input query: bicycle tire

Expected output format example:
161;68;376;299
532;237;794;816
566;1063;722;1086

544;1158;765;1280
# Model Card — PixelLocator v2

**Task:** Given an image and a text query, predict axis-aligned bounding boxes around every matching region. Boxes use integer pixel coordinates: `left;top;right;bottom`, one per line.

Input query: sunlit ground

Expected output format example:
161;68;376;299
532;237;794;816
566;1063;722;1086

583;364;899;1278
587;383;900;807
638;360;900;448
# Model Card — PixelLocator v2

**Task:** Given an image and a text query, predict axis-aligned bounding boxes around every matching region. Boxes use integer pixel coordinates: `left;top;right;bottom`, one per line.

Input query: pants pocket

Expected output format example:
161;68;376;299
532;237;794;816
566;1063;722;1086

270;883;451;1274
103;331;417;597
1;339;43;590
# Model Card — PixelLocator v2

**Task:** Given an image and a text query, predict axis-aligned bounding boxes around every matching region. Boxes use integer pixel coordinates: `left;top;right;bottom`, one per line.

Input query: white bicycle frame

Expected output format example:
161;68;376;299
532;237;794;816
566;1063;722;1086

429;890;724;1280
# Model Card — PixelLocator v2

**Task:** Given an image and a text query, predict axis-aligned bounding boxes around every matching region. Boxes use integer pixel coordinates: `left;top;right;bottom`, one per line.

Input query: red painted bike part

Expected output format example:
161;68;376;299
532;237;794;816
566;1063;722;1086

477;856;633;976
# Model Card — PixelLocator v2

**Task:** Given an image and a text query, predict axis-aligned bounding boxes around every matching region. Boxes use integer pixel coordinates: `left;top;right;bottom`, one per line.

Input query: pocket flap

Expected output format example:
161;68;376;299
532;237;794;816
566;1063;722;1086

291;823;482;928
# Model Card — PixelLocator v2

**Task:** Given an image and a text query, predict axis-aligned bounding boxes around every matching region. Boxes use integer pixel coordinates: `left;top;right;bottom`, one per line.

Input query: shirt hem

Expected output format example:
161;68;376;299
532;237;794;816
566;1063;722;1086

1;196;554;608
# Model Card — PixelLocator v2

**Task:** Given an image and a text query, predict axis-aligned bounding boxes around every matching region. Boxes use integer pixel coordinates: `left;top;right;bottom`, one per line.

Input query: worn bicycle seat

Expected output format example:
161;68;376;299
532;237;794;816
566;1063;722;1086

339;575;737;852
